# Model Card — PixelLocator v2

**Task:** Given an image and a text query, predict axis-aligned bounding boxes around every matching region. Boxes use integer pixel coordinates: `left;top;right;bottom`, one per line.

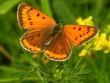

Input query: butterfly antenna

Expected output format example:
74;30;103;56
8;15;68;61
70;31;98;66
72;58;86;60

54;8;79;24
63;16;79;23
54;8;62;23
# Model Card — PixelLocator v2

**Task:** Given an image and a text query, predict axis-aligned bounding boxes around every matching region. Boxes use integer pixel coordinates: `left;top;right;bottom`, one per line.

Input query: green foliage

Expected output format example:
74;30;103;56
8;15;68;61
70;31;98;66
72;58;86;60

10;53;92;83
0;0;110;83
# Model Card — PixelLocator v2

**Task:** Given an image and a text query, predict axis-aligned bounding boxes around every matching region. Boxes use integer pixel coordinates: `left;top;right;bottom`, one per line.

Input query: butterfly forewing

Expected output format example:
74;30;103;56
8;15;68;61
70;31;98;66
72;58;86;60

17;3;56;29
63;25;99;46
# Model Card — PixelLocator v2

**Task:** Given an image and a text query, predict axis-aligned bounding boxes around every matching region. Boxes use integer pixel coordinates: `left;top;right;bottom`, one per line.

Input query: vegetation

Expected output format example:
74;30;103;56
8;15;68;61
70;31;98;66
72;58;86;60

0;0;110;83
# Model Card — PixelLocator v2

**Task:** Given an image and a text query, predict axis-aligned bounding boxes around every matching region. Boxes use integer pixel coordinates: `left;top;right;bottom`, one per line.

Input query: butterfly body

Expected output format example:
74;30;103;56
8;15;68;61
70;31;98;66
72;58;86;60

43;23;63;45
51;23;63;35
18;3;99;61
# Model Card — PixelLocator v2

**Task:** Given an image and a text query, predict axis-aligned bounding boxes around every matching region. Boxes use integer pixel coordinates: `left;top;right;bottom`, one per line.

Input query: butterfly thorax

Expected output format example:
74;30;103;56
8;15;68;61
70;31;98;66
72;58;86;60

44;23;63;45
52;23;63;35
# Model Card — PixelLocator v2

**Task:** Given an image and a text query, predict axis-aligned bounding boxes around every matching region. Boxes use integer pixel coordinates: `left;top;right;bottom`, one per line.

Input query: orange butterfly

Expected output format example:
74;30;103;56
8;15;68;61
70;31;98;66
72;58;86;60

17;3;99;61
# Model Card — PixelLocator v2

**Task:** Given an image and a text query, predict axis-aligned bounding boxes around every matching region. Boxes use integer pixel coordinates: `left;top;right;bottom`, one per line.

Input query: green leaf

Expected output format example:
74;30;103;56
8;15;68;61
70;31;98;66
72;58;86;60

53;0;74;24
10;71;31;82
21;54;35;65
76;69;92;75
36;70;43;81
19;71;30;82
76;76;86;79
0;0;20;14
37;59;50;75
14;60;29;69
10;72;26;77
40;0;53;17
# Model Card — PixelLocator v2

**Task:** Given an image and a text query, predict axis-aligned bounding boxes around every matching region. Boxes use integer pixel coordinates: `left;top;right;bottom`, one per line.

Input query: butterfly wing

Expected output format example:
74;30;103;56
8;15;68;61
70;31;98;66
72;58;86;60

18;3;57;52
17;3;56;29
62;25;99;46
21;28;52;53
44;33;72;61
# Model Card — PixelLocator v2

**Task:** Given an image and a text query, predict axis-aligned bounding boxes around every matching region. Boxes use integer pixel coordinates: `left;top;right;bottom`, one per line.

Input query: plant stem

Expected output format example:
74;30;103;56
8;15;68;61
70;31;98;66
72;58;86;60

74;57;83;68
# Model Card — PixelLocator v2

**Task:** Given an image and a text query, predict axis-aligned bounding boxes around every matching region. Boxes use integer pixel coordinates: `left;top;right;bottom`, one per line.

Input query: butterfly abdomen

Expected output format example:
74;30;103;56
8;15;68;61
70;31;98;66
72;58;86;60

44;23;63;45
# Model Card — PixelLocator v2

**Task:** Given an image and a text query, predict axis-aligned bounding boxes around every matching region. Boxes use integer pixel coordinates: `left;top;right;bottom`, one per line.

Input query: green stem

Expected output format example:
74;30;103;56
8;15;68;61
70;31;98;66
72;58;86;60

74;57;83;68
40;0;53;17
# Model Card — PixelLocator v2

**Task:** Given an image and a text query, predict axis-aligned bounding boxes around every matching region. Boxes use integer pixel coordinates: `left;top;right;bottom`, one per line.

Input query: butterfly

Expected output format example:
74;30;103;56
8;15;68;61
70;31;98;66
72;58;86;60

17;3;99;61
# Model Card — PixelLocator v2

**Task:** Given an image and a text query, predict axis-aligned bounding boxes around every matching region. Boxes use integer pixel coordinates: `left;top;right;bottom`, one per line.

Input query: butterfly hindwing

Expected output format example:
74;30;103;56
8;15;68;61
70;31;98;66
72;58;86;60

21;28;52;53
44;33;72;61
63;25;99;46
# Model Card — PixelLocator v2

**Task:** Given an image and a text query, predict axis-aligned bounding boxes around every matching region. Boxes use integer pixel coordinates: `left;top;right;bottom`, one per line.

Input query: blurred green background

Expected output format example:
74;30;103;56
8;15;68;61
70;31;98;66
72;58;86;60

0;0;110;83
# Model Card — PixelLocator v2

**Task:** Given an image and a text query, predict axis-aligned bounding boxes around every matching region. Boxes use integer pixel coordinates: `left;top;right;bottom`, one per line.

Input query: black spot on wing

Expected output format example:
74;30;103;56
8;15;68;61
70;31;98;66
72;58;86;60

80;35;82;37
42;17;45;19
30;22;33;25
83;33;85;35
78;27;81;31
28;18;31;20
37;13;40;17
75;37;78;40
28;15;30;17
30;7;33;10
73;27;76;29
